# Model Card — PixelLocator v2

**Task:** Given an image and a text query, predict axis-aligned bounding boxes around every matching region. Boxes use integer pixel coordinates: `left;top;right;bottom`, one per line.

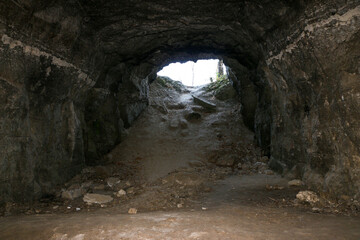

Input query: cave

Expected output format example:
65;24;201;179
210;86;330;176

0;0;360;239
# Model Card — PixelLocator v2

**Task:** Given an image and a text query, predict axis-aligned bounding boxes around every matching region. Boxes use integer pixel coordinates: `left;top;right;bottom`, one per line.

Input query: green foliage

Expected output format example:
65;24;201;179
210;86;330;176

205;74;230;92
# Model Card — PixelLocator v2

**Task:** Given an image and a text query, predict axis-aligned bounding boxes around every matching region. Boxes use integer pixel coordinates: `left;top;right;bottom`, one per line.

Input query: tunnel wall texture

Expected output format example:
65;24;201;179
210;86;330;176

0;0;359;202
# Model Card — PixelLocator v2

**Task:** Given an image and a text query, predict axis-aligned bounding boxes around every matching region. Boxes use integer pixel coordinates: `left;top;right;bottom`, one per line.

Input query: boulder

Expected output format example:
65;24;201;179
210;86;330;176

83;193;113;204
296;191;319;204
288;179;304;187
192;95;216;111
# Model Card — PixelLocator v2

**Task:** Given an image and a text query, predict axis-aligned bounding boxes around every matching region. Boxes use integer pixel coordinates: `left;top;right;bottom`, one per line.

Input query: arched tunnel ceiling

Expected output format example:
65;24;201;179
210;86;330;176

1;0;304;70
0;0;359;202
86;0;302;70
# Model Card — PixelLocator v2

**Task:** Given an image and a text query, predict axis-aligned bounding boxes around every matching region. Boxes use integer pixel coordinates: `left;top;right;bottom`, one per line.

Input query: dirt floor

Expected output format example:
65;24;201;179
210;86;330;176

1;78;359;240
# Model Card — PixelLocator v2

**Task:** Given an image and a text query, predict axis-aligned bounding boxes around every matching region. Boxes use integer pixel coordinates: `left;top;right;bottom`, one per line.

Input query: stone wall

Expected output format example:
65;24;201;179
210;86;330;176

259;4;360;197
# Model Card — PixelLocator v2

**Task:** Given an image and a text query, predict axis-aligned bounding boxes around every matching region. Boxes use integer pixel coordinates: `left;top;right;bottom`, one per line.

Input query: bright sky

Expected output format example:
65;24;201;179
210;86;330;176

157;59;219;86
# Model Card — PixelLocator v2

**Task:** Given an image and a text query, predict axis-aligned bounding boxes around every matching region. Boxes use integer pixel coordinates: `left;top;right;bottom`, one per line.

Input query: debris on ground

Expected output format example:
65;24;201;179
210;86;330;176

83;194;114;204
128;208;138;214
296;191;320;205
288;179;304;187
192;95;216;111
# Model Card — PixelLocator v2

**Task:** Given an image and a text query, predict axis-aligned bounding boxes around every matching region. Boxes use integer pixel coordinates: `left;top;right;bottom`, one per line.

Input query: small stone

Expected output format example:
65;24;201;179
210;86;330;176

296;191;319;204
254;162;267;171
127;187;135;194
125;181;131;187
61;187;83;200
53;205;59;209
76;208;81;211
201;207;207;211
116;189;127;197
93;184;105;190
266;185;284;190
67;206;71;209
106;177;120;188
288;179;304;187
177;204;183;208
128;208;138;214
83;193;113;204
166;102;186;110
311;207;321;213
264;170;274;175
188;160;204;168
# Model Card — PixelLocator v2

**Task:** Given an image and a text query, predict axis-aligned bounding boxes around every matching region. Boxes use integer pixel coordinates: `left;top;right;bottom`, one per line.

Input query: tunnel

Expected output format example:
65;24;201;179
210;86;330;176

0;0;360;239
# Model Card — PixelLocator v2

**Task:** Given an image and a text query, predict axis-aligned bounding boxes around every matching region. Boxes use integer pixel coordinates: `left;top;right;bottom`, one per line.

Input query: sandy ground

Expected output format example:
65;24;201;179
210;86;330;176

1;79;359;240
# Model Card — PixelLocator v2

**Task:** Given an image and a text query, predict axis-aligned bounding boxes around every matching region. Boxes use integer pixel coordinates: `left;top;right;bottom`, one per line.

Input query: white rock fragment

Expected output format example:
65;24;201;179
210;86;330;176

61;184;84;200
127;187;135;194
83;193;113;204
92;184;105;190
296;191;320;204
106;177;120;188
128;208;138;214
288;179;304;187
264;170;274;175
116;189;127;197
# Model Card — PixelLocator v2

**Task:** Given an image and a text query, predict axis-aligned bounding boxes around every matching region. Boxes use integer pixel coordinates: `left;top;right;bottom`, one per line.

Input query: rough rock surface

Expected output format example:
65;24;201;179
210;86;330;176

83;193;113;204
0;0;359;203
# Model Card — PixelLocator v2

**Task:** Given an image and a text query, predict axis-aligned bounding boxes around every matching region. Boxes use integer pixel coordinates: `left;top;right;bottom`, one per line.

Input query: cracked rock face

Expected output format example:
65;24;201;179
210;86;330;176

0;0;359;202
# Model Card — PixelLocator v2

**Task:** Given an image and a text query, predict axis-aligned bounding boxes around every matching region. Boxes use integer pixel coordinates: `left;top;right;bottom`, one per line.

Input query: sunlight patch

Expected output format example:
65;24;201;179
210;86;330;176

157;60;223;86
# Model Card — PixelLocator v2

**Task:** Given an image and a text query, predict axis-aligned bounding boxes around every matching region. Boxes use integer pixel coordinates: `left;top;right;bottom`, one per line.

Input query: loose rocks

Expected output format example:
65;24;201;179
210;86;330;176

106;177;120;188
288;179;304;187
192;95;216;111
128;208;138;214
296;191;320;204
116;189;127;197
83;194;113;204
61;184;84;200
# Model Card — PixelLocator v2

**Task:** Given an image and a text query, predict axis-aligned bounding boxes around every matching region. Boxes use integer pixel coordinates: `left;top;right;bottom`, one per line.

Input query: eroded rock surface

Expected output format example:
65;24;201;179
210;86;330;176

0;0;359;203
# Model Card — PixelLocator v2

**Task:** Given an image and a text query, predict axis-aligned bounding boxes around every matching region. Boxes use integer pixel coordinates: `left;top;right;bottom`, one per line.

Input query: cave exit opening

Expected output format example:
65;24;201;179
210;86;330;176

157;59;227;87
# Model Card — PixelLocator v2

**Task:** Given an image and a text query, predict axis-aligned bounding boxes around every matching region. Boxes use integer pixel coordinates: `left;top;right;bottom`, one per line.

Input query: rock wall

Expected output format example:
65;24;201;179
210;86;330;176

259;3;360;197
0;2;150;202
0;33;92;201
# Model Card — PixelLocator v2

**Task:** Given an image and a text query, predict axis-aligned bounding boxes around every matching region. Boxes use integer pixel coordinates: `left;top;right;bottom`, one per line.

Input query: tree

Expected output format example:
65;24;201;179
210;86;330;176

216;60;224;80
